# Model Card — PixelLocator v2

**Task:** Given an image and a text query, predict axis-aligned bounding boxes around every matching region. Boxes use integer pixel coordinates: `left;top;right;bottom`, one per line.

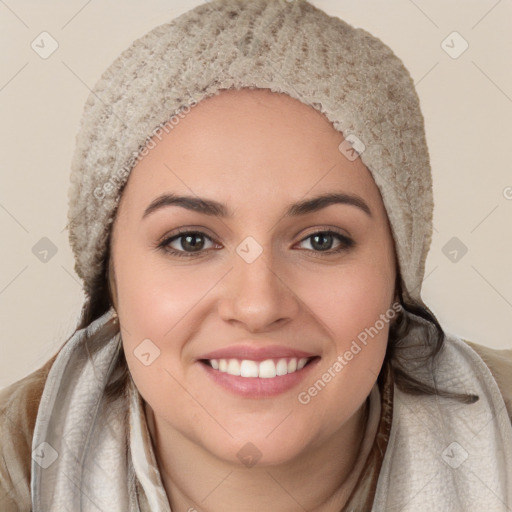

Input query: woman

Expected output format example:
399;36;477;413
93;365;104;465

1;0;511;510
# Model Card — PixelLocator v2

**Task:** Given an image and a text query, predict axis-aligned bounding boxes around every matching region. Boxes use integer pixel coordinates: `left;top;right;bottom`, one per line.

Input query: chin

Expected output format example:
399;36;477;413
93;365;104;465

192;415;317;468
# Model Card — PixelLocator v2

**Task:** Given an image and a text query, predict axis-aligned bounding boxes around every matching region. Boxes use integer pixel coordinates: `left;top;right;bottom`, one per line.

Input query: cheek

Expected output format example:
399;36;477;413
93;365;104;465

298;256;394;342
294;253;394;417
114;248;226;405
114;244;217;336
115;256;213;433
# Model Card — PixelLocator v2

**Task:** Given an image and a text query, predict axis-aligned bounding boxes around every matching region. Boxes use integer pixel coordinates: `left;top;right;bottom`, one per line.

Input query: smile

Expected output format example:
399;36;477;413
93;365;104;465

205;357;314;378
199;356;320;398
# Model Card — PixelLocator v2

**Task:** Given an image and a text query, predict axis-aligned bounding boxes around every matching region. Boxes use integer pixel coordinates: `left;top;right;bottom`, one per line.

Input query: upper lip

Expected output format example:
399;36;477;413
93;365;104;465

198;344;318;361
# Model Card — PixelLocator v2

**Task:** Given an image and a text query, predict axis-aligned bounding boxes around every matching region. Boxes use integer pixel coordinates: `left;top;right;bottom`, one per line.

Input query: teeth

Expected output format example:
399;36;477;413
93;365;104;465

276;359;288;376
240;360;259;377
287;358;297;373
259;359;276;378
297;358;308;370
208;357;312;378
227;359;241;376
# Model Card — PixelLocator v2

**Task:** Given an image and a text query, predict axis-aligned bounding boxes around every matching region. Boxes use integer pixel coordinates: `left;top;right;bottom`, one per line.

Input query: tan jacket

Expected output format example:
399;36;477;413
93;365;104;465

1;340;511;511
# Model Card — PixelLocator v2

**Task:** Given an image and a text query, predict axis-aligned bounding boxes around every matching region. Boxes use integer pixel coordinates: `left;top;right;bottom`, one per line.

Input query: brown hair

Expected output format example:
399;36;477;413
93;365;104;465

388;275;478;404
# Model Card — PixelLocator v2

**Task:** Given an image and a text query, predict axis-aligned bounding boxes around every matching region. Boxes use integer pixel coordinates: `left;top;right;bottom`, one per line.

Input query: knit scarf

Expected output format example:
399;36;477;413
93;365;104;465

30;309;512;511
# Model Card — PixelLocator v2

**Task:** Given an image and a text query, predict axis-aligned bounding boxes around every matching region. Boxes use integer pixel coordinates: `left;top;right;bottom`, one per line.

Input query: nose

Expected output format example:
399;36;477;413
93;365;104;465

217;249;300;333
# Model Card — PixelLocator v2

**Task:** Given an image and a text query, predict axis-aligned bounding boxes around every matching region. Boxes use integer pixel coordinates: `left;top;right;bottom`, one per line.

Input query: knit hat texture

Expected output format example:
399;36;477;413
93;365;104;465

67;0;433;306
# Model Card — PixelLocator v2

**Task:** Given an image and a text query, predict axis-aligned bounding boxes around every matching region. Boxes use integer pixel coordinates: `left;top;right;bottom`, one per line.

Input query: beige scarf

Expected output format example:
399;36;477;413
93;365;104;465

30;309;512;511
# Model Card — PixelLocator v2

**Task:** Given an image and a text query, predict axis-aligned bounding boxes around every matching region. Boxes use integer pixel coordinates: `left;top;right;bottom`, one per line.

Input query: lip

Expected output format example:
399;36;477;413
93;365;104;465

198;344;317;362
197;356;321;400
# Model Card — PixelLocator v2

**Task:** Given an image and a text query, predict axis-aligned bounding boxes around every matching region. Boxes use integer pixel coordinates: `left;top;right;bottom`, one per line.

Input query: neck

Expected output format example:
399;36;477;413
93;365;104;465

144;396;372;512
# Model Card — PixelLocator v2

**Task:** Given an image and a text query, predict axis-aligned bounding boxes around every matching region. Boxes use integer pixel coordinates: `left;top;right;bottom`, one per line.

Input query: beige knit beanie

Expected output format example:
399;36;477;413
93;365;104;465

67;0;433;307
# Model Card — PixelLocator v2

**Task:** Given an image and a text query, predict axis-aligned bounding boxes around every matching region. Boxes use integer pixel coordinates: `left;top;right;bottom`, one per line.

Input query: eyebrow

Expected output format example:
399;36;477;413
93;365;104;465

142;191;372;220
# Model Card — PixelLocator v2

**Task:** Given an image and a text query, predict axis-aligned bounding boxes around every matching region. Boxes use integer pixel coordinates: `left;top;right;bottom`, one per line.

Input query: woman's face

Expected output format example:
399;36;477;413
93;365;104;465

110;88;396;466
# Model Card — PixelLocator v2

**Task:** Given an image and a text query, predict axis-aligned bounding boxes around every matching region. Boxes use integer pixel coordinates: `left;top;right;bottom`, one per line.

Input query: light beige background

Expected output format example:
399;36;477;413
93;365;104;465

1;0;511;389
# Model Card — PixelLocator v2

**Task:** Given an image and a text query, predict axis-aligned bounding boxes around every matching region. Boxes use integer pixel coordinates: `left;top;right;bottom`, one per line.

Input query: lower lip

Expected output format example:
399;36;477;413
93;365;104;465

198;358;320;399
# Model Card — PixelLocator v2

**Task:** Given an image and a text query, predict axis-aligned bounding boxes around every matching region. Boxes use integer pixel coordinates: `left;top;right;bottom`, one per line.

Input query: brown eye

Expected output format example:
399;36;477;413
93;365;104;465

174;232;206;252
158;230;218;258
156;228;354;259
298;230;354;254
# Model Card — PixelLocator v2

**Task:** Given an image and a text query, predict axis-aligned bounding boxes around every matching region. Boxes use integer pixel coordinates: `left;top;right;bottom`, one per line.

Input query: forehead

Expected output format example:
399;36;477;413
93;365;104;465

117;87;384;219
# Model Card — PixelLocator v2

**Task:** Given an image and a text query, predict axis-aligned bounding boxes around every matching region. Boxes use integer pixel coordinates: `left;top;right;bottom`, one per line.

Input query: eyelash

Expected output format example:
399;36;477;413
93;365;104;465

156;228;355;259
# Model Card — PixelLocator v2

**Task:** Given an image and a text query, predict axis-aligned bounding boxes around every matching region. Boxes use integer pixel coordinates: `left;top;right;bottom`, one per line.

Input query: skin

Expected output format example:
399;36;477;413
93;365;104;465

108;88;397;511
